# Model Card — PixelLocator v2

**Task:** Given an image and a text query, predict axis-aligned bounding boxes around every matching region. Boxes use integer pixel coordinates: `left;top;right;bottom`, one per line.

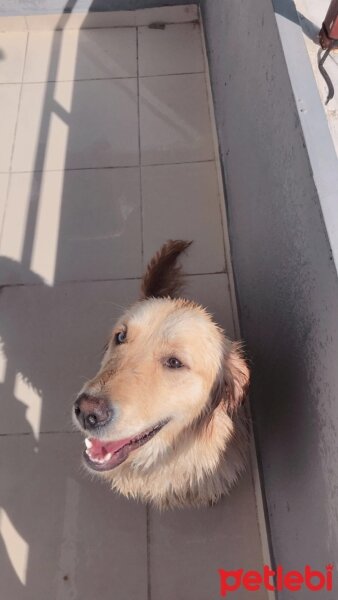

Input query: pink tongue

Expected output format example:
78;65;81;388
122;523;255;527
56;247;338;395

89;437;132;459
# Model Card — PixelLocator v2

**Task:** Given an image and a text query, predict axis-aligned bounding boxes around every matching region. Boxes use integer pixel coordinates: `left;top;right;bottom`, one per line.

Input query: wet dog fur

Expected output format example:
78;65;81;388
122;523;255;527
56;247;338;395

74;241;249;509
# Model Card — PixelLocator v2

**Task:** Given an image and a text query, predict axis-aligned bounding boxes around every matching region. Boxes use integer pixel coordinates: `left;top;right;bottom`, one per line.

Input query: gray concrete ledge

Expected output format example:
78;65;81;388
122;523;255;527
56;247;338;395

201;0;338;592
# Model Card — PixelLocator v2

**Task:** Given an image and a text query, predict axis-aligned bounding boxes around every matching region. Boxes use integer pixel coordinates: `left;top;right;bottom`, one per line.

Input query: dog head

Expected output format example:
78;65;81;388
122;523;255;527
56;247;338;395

74;241;249;474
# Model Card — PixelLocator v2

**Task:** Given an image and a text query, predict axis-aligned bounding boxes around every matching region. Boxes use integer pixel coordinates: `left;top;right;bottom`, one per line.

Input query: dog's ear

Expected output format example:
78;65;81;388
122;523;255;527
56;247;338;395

210;342;250;415
141;240;192;299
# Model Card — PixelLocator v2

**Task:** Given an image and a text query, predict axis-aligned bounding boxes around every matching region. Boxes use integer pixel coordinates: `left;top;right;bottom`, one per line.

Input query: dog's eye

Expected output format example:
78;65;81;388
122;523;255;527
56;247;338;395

165;357;183;369
115;330;127;345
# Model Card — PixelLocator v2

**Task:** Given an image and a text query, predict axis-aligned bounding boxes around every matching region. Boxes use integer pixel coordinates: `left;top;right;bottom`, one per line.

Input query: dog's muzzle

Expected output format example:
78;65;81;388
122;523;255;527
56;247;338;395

74;393;113;431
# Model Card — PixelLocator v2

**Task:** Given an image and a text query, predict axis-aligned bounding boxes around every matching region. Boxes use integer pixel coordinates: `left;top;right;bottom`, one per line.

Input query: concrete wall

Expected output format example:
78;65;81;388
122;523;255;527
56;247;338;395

0;0;196;16
201;0;338;593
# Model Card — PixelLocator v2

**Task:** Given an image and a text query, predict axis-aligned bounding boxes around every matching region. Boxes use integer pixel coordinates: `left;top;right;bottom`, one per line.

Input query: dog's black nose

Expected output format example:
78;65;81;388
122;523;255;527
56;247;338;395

74;393;113;430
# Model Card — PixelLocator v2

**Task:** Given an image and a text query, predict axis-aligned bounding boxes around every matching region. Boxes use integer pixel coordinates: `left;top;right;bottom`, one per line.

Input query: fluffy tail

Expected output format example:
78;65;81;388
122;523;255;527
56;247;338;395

141;240;192;299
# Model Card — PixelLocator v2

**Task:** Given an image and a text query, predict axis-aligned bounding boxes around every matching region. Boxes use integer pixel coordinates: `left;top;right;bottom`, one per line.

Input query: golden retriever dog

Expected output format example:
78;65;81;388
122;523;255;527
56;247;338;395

74;241;249;509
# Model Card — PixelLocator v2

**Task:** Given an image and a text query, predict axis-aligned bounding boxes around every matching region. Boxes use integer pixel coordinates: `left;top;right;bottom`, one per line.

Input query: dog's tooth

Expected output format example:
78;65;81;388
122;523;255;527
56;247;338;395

105;452;112;462
85;438;92;449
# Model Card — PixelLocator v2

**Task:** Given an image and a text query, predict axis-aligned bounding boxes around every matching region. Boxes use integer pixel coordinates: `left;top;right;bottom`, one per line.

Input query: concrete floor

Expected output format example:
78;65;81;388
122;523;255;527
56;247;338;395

0;8;269;599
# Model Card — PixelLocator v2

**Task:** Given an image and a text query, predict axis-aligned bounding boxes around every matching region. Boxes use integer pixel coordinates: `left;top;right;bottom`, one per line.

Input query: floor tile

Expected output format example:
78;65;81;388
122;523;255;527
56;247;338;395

24;28;137;83
0;17;27;33
149;468;267;600
142;162;225;274
12;79;138;172
0;432;147;600
25;10;137;31
138;23;204;76
0;85;21;172
25;13;87;32
0;32;27;83
51;167;142;282
0;168;142;285
0;171;37;283
78;11;137;28
0;279;139;434
139;73;214;165
186;274;235;339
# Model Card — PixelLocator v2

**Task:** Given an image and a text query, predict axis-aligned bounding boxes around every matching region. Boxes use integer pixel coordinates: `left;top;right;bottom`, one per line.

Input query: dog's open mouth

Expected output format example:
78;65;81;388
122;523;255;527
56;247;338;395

83;420;168;472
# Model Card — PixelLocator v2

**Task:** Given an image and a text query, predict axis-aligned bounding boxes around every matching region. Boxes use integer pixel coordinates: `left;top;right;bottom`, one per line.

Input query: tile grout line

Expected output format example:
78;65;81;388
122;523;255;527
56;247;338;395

136;26;145;267
0;30;29;242
146;504;152;600
137;28;151;600
5;20;196;34
0;158;215;177
8;29;29;174
0;16;199;34
0;270;228;290
141;158;214;169
0;70;205;86
0;18;199;34
0;174;10;241
199;20;228;281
